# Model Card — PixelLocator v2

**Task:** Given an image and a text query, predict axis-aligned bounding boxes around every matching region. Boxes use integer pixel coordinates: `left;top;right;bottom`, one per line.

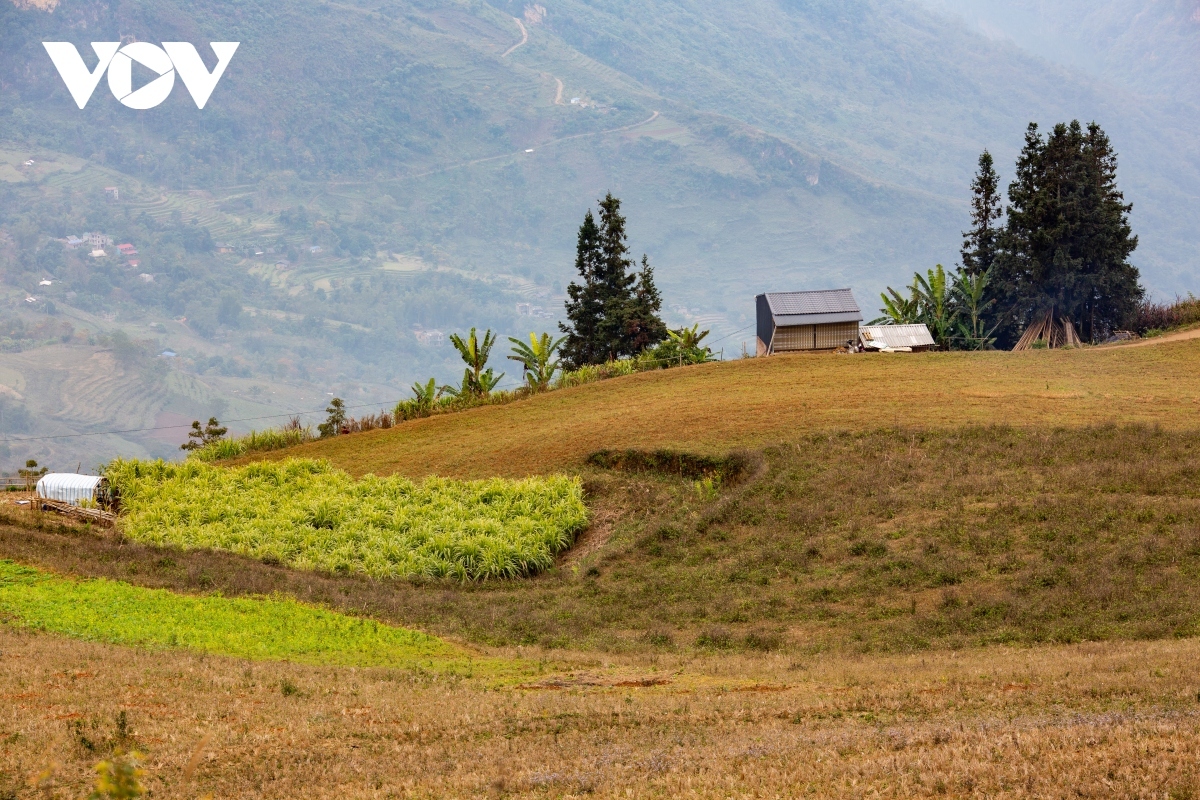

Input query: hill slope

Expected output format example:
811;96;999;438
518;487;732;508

257;340;1200;479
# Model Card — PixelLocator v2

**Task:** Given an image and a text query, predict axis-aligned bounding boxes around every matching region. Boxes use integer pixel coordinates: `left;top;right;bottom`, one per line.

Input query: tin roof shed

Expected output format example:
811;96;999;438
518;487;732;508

859;324;936;351
756;289;863;354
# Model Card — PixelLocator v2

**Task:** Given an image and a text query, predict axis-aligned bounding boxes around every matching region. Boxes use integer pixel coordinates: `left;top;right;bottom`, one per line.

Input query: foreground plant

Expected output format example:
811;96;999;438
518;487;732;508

88;749;144;800
106;459;587;580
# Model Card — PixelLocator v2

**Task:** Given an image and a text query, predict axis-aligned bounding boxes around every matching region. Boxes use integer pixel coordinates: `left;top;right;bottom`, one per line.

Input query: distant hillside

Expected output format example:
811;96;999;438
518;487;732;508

3;0;1198;307
925;0;1200;107
1;0;1199;468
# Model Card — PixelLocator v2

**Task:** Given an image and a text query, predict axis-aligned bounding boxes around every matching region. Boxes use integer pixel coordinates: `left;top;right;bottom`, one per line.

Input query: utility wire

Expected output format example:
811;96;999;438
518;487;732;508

707;324;755;349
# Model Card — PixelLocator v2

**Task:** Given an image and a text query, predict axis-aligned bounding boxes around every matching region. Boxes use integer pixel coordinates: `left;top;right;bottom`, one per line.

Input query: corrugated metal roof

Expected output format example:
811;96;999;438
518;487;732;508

765;289;860;316
859;324;936;349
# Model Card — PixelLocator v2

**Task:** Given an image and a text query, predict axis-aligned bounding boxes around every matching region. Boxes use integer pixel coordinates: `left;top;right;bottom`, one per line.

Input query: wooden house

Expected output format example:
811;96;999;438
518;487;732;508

756;289;863;355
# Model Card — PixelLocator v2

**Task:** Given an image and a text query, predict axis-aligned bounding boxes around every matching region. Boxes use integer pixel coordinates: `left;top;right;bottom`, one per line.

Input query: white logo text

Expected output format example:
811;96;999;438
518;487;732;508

42;41;239;110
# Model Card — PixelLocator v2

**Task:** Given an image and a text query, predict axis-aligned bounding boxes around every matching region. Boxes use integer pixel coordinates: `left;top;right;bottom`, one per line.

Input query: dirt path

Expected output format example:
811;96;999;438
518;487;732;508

319;109;659;188
502;17;528;58
1114;326;1200;348
554;77;564;105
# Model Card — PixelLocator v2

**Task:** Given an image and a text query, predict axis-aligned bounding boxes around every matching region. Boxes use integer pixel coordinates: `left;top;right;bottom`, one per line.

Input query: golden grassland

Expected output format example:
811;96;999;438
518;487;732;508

247;339;1200;479
13;425;1200;656
2;627;1200;799
5;339;1200;795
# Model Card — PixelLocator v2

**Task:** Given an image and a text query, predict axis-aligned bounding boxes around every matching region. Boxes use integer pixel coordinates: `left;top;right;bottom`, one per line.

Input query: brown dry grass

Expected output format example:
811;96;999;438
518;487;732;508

11;425;1200;656
2;627;1199;798
244;340;1200;479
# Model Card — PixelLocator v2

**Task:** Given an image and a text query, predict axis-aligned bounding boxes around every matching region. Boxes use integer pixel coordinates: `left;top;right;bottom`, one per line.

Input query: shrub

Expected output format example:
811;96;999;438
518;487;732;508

190;425;315;463
1126;295;1200;335
106;458;588;581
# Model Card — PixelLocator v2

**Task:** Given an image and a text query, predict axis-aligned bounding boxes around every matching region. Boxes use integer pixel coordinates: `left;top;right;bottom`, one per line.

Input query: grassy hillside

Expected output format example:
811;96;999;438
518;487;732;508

3;342;1200;793
257;340;1200;479
0;339;1186;653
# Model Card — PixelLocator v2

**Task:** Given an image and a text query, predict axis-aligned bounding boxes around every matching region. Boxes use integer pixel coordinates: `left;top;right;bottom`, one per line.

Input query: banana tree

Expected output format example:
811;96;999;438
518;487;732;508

447;327;500;397
951;267;999;350
874;284;920;325
411;377;439;416
654;324;713;366
914;264;957;348
508;332;566;391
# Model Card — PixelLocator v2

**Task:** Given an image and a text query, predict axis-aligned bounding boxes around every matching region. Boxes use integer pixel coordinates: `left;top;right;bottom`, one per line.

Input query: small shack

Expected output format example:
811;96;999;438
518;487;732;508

756;289;863;355
859;324;936;352
36;474;107;506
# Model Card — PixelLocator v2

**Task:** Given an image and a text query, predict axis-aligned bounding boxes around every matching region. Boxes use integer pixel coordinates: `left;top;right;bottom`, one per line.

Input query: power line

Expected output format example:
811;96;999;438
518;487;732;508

708;324;755;349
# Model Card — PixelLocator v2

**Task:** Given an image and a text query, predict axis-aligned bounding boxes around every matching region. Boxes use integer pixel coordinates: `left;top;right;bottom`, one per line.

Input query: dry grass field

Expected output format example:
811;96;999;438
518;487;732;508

5;340;1200;797
251;339;1200;479
2;627;1200;799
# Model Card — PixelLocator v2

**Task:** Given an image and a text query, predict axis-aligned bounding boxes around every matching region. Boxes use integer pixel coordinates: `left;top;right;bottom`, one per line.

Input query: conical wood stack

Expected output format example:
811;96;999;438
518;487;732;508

1012;308;1082;351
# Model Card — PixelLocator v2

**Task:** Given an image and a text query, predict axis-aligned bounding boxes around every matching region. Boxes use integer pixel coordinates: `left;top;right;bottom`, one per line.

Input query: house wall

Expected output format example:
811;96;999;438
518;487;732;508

755;295;774;352
773;322;859;351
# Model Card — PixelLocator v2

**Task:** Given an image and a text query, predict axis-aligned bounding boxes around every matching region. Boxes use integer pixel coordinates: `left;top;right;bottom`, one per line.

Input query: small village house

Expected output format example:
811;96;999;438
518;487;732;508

755;289;863;355
104;187;119;201
88;232;112;248
117;243;138;256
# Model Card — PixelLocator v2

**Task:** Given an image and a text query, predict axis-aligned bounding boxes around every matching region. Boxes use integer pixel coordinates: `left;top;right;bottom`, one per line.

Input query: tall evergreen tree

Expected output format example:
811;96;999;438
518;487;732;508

961;150;1003;278
560;194;666;367
625;255;669;354
593;193;638;358
559;209;605;368
1077;122;1141;340
991;121;1141;345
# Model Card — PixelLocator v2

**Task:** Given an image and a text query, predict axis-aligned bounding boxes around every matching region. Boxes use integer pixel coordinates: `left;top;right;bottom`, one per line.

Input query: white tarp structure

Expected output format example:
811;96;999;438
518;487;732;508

36;473;104;506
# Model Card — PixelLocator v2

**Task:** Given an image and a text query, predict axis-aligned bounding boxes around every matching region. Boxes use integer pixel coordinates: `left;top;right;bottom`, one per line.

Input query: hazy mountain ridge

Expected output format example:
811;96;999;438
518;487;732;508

0;0;1198;469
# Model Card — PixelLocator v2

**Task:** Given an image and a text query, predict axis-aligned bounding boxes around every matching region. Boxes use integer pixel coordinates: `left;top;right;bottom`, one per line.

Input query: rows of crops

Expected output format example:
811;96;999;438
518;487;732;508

106;459;588;581
0;561;455;668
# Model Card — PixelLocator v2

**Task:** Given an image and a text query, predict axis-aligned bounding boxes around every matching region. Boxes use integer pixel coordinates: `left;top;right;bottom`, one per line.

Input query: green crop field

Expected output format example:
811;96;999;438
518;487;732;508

0;560;459;669
107;458;588;580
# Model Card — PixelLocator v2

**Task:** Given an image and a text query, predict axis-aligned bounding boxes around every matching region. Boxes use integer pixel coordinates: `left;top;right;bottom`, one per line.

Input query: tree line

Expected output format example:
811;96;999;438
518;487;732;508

184;195;717;453
880;120;1142;349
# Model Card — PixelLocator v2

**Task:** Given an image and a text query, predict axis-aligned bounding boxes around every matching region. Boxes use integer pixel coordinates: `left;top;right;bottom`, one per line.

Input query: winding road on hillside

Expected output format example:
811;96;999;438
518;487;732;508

502;18;529;58
320;109;659;188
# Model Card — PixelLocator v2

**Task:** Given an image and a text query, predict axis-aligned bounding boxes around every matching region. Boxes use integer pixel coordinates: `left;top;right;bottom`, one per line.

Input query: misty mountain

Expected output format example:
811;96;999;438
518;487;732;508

0;0;1197;468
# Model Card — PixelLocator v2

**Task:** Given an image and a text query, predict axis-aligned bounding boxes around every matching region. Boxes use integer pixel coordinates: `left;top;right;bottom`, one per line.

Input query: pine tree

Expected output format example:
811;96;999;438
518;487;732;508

961;151;1003;278
992;121;1141;345
593;193;638;358
559;209;605;369
560;194;666;367
624;255;668;354
1077;122;1141;341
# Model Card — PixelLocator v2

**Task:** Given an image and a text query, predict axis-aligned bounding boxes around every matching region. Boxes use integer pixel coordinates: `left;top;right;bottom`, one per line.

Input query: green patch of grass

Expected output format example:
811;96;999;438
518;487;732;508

107;459;588;581
0;560;462;669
